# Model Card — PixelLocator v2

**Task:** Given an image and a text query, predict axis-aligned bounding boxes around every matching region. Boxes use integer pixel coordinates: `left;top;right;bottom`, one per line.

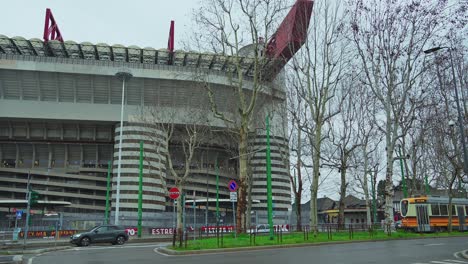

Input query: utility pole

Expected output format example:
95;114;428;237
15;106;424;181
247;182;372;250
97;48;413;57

137;141;143;238
266;114;274;240
105;161;111;224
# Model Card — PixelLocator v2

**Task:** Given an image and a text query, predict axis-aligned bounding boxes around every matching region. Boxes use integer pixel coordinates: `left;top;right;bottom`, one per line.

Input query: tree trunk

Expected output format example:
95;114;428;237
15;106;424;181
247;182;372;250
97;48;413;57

338;164;346;230
384;142;395;230
295;194;302;231
237;125;248;233
448;193;453;233
176;185;184;244
246;172;253;231
363;170;372;226
310;124;322;233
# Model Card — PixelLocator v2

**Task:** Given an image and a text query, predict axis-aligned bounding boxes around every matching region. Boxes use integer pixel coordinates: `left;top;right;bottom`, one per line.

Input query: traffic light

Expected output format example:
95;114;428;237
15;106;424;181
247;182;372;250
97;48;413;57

30;190;40;206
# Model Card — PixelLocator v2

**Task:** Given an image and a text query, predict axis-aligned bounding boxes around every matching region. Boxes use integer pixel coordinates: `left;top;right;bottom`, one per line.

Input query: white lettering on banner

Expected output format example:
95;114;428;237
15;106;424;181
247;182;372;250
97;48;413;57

125;228;138;236
201;226;234;233
151;228;175;235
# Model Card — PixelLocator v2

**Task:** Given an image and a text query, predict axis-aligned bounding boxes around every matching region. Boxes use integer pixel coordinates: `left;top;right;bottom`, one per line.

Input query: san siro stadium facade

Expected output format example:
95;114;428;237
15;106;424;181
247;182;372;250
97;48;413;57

0;35;291;228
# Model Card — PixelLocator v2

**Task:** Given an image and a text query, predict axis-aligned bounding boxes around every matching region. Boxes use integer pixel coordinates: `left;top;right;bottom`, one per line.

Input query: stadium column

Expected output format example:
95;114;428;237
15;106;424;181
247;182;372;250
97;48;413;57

112;123;167;224
250;118;291;224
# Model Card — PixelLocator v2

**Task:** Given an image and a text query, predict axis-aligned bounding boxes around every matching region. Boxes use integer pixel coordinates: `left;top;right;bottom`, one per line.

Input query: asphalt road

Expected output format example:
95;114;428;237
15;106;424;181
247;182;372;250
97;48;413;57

30;237;468;264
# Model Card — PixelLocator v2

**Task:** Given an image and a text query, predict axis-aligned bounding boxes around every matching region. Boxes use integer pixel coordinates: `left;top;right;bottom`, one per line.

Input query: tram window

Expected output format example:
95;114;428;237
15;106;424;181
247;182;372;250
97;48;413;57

466;206;468;215
451;205;457;216
431;204;440;215
440;205;448;215
401;200;408;216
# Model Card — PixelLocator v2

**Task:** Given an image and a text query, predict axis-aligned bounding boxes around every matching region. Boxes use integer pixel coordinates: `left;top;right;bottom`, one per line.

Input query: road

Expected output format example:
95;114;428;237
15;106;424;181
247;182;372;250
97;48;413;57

30;237;468;264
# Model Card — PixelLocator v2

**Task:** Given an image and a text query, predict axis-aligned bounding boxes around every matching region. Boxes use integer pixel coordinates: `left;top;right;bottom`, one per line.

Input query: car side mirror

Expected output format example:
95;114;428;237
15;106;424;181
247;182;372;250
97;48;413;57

94;230;99;233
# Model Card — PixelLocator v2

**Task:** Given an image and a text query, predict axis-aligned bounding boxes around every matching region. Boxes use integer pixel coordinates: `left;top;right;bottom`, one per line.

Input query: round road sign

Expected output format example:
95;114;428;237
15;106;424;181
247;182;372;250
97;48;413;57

169;187;180;199
228;180;238;192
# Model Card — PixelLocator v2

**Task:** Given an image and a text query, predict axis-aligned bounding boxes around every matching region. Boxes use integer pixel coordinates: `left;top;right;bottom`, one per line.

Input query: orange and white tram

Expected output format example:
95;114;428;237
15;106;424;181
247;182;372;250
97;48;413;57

400;196;468;232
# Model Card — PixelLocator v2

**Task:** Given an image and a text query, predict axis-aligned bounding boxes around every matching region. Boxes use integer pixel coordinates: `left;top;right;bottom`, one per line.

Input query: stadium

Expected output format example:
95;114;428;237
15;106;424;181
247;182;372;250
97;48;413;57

0;3;312;229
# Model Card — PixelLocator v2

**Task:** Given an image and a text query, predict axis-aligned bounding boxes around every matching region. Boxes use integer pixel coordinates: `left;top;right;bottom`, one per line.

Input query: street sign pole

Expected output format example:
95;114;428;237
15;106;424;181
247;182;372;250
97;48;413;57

232;198;236;238
228;180;238;238
23;170;32;249
169;187;180;232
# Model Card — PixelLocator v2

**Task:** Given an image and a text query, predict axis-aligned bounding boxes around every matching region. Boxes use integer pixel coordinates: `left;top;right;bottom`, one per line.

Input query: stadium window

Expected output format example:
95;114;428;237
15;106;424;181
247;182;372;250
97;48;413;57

431;204;440;216
440;204;448;215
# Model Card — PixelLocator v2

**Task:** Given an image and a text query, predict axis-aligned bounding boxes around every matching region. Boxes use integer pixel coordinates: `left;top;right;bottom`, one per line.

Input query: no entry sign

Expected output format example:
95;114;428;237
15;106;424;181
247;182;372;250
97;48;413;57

169;187;180;199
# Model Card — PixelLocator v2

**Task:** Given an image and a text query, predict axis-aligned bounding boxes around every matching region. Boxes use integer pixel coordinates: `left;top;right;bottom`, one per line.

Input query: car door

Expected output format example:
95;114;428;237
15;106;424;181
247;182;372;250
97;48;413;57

92;226;110;242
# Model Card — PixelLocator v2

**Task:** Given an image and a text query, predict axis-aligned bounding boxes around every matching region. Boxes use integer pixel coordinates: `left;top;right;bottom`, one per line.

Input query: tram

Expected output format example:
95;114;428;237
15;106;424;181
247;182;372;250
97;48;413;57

400;196;468;232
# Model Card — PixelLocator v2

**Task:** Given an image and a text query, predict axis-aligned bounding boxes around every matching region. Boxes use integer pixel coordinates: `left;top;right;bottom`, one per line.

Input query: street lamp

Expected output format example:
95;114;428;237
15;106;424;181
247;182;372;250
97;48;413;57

114;69;133;225
424;46;468;175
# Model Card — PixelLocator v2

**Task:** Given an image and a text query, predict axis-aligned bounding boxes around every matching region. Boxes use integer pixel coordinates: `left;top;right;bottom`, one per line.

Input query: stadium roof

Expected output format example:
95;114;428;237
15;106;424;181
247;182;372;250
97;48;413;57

0;35;278;78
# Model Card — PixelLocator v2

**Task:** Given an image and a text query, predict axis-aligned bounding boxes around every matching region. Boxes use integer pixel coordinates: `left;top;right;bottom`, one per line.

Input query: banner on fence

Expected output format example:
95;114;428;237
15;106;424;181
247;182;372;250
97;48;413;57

19;230;77;239
125;227;138;236
151;228;175;235
201;225;234;233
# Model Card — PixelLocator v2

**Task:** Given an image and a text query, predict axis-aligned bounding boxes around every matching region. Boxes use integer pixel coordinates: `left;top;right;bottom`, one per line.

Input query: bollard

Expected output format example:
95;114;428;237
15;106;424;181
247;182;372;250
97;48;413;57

250;228;252;246
280;228;283;243
254;231;256;245
172;230;176;247
185;232;188;248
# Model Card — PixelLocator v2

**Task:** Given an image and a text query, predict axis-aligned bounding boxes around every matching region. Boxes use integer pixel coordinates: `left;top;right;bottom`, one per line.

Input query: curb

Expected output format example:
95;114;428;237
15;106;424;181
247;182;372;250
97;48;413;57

158;235;468;256
2;246;72;255
0;237;170;250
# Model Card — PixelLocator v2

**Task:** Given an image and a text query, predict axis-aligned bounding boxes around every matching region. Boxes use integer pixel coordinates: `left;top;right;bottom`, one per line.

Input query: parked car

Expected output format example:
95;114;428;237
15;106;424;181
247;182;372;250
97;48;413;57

70;225;129;246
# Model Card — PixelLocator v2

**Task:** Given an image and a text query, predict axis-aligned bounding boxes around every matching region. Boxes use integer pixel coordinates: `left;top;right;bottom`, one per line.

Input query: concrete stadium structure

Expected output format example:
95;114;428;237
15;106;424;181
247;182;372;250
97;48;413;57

0;35;291;226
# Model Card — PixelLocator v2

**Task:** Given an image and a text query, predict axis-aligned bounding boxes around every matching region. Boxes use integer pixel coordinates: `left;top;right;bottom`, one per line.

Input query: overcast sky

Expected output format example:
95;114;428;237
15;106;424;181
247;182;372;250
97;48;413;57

0;0;199;48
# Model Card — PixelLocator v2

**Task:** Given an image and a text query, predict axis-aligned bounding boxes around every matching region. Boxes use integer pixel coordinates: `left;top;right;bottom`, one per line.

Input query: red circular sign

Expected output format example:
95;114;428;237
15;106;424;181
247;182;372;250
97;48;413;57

169;187;180;199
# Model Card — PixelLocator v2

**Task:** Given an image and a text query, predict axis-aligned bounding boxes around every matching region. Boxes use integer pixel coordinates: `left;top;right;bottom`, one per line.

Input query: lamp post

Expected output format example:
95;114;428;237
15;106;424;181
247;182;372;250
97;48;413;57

114;69;133;225
424;47;468;174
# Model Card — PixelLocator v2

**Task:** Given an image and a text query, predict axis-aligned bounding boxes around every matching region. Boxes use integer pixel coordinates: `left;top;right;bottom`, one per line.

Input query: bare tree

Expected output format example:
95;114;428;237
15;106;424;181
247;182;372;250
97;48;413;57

321;78;363;229
291;0;350;232
192;0;289;232
348;0;460;226
139;108;209;242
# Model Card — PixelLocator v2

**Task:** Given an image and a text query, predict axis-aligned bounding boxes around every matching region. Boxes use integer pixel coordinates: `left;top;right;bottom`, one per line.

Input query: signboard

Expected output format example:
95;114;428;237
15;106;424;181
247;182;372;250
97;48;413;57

16;210;23;220
228;180;238;192
169;187;180;200
230;192;237;202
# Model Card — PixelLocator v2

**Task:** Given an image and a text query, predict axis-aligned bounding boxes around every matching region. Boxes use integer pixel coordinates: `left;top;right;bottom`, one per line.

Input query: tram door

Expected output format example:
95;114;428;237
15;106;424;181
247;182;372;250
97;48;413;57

416;205;431;232
457;206;466;231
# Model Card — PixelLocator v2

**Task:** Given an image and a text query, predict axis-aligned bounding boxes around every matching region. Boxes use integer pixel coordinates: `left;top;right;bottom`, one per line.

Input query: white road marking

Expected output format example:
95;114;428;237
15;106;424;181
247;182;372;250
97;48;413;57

425;243;445;246
444;260;468;263
431;261;468;264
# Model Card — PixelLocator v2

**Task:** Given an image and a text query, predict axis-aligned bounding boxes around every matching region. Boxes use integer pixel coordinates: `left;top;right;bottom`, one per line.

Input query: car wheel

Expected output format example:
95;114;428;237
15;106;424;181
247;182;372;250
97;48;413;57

116;235;125;245
80;237;91;247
